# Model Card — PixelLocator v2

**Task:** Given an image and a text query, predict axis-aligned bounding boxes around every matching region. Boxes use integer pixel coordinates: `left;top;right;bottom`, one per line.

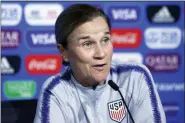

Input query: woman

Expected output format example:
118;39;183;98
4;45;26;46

34;4;166;123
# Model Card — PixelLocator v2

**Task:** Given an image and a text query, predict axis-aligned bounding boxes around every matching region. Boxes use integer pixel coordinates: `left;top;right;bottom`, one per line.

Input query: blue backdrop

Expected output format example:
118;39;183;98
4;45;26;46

1;1;184;123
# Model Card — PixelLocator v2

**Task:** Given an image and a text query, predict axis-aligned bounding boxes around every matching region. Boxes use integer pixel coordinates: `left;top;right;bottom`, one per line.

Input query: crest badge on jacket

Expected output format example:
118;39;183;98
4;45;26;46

108;99;127;122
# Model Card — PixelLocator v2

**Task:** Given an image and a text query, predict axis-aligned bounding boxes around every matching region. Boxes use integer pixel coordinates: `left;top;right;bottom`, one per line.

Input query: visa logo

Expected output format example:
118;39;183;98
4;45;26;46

27;31;56;46
109;6;139;22
31;34;56;45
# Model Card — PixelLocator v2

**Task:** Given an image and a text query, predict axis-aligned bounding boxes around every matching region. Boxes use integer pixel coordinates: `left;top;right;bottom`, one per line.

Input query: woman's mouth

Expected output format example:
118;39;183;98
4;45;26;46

92;64;106;70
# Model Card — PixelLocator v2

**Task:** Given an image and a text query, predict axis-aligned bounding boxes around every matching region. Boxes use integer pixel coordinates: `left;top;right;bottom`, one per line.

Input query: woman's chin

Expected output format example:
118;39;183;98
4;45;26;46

93;75;107;84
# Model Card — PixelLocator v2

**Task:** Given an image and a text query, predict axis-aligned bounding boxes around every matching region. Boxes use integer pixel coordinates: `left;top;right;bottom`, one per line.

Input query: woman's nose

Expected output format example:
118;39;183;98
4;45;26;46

93;44;106;59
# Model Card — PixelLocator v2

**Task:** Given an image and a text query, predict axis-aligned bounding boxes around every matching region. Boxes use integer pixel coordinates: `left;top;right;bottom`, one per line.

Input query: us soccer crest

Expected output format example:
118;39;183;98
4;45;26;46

108;99;126;122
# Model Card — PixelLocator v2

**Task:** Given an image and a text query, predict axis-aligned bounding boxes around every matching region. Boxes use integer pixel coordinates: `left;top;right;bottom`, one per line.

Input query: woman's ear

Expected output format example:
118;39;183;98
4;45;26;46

57;44;69;62
57;44;65;54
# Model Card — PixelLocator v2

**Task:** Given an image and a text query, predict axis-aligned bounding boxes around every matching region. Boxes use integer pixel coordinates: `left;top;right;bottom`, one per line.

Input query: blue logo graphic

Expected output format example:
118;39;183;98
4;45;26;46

144;27;181;49
26;30;56;47
2;8;18;21
108;6;140;22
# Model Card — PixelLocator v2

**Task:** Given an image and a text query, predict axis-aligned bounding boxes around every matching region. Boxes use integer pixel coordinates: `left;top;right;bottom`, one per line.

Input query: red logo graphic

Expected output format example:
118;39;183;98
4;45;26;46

26;54;62;74
108;99;126;122
111;29;141;48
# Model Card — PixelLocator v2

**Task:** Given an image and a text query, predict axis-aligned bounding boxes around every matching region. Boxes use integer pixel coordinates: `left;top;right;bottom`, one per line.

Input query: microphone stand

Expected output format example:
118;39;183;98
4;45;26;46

108;80;135;123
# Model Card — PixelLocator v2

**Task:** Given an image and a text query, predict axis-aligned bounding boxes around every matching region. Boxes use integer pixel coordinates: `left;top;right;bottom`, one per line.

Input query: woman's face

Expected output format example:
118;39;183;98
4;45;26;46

66;17;113;87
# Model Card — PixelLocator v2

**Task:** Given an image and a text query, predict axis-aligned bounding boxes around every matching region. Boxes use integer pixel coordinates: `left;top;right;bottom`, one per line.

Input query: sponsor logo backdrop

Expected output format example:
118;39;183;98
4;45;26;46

1;1;184;122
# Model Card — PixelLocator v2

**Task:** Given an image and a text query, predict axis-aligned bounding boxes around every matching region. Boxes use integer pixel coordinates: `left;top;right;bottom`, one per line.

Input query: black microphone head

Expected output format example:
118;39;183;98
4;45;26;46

108;80;119;91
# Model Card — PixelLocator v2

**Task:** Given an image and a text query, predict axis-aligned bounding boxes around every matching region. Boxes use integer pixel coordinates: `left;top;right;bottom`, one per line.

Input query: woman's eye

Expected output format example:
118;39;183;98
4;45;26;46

102;37;110;44
82;41;94;49
83;42;92;46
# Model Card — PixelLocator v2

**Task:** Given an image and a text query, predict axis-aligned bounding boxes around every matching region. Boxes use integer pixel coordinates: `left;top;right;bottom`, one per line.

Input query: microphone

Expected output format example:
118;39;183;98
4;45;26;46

108;80;135;123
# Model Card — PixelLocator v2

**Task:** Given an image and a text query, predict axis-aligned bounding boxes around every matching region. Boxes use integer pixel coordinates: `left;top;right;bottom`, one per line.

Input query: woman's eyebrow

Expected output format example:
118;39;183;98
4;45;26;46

77;31;110;41
78;36;90;41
